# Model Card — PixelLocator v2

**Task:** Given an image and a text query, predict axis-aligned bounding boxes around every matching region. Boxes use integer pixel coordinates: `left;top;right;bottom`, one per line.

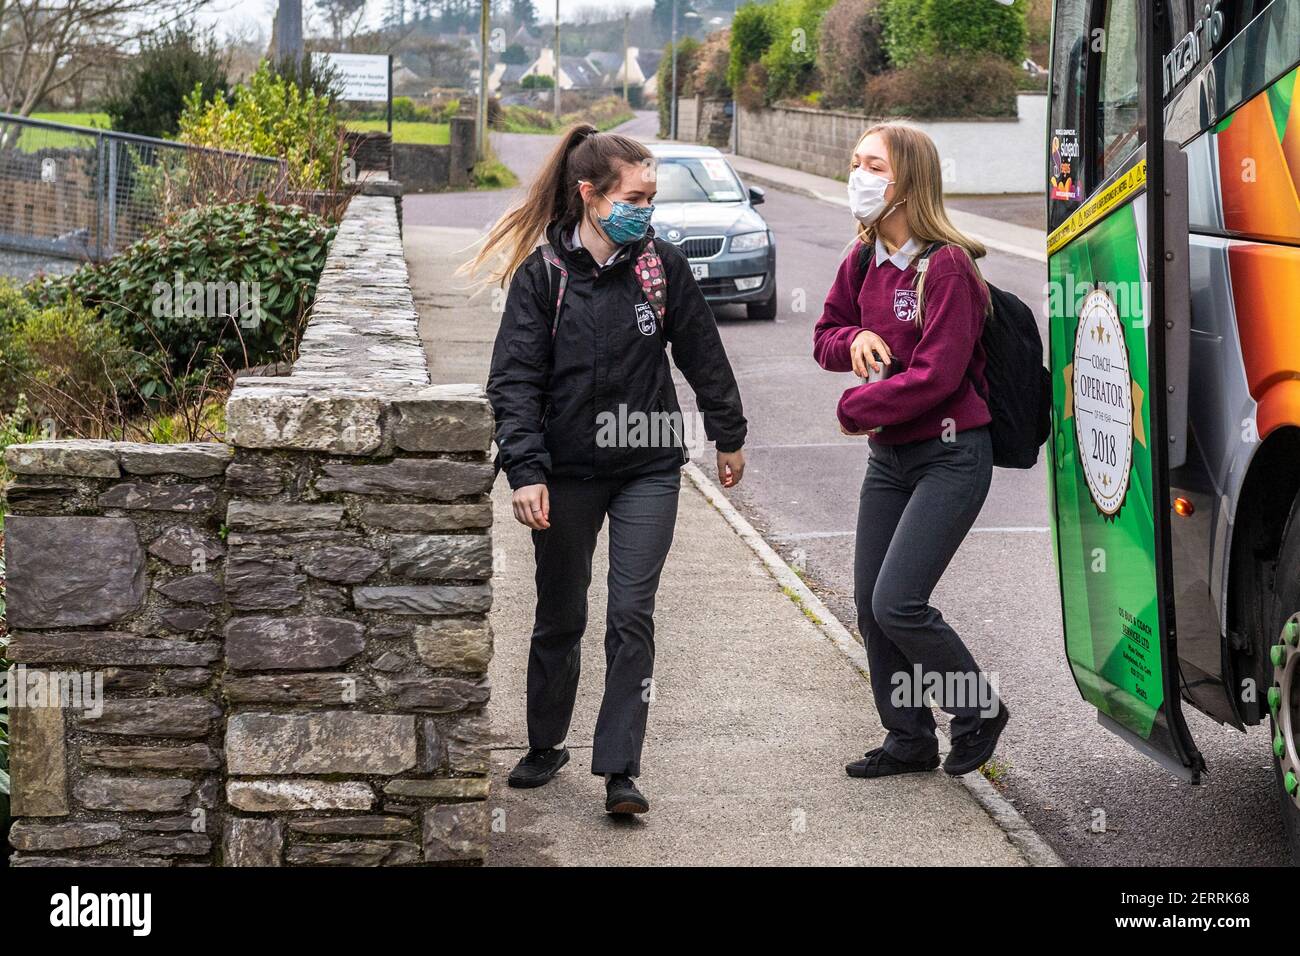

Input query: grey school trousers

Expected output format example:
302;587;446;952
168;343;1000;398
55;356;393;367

526;467;681;777
854;426;999;762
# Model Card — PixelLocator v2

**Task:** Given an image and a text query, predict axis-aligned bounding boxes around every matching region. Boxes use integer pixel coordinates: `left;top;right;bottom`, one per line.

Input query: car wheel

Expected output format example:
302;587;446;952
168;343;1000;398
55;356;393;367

1266;492;1300;863
747;290;778;321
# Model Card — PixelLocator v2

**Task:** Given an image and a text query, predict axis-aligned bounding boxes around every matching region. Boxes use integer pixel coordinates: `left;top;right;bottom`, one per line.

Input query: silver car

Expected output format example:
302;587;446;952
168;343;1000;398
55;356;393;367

649;144;777;321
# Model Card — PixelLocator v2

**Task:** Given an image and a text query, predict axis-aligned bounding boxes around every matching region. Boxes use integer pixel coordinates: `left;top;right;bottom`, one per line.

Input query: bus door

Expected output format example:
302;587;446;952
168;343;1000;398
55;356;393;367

1045;0;1205;780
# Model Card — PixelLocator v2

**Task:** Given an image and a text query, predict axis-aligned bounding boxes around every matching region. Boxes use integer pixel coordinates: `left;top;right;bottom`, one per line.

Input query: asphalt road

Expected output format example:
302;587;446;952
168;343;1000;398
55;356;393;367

404;112;1290;866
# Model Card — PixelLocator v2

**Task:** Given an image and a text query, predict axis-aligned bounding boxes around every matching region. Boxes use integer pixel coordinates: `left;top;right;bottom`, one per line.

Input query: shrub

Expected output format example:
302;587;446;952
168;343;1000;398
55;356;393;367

882;0;1026;67
521;73;555;89
761;0;836;103
268;52;344;101
28;199;336;399
817;0;889;108
728;3;776;91
0;280;36;414
0;298;135;437
105;24;230;139
693;29;733;98
657;37;702;137
864;53;1019;118
177;61;345;190
735;61;769;110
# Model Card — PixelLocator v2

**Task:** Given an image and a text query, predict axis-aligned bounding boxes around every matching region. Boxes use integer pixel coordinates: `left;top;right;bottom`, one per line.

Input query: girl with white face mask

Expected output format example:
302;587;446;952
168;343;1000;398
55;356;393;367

812;124;1010;780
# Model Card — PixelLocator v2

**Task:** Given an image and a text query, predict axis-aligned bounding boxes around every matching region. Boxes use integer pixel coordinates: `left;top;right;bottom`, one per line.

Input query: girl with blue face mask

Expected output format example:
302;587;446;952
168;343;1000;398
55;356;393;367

471;124;749;818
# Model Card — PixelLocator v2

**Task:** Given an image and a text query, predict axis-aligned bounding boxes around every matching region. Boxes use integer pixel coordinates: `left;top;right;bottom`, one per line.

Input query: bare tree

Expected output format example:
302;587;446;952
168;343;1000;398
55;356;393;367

0;0;212;117
313;0;368;47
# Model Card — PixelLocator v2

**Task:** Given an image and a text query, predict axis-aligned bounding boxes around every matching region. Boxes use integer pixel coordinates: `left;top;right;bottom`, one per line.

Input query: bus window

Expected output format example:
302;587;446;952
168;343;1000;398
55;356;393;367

1096;0;1144;181
1047;0;1088;231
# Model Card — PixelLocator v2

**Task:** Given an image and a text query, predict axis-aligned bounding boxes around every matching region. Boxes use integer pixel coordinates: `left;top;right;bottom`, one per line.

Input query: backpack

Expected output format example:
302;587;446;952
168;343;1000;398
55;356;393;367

855;241;1051;469
539;240;668;341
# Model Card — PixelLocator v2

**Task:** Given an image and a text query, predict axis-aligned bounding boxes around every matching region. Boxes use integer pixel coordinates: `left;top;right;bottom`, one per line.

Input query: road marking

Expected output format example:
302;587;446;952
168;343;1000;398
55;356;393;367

771;526;1050;541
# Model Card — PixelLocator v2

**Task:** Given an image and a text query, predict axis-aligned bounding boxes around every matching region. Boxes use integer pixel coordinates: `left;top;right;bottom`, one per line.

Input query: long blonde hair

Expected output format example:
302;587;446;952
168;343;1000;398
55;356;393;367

460;124;653;286
852;123;989;324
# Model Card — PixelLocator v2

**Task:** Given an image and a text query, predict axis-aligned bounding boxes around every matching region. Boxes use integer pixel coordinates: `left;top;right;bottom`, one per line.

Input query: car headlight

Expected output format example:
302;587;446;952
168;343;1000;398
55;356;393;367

729;231;770;253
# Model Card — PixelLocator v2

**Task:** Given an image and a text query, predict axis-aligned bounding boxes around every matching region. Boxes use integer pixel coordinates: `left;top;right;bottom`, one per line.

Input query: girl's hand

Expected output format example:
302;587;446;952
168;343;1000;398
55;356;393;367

839;420;876;437
850;329;892;378
512;484;550;529
717;449;745;488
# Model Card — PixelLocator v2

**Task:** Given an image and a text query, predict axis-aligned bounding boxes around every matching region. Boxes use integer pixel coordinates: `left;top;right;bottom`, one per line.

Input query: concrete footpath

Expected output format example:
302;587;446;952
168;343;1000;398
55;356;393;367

406;221;1054;866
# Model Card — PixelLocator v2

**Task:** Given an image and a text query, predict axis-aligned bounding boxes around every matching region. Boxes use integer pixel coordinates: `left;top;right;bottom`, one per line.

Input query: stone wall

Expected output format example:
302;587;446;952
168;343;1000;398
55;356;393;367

4;193;497;867
734;95;1048;194
675;96;732;149
344;130;394;174
391;116;476;194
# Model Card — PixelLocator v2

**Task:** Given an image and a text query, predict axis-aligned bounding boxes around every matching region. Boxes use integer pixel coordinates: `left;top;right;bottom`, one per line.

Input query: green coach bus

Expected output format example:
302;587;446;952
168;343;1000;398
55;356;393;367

1045;0;1300;859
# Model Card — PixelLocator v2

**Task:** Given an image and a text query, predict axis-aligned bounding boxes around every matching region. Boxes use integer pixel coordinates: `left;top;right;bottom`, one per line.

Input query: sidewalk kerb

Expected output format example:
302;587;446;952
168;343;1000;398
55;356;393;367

681;459;1065;868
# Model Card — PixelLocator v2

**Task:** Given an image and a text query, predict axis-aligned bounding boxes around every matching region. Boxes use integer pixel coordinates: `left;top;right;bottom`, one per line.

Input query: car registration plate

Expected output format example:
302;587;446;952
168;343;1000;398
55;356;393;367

691;263;709;280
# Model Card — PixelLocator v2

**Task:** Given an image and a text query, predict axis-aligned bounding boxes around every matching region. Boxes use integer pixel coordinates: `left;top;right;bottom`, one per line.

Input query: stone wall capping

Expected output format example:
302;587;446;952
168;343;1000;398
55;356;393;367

4;439;234;479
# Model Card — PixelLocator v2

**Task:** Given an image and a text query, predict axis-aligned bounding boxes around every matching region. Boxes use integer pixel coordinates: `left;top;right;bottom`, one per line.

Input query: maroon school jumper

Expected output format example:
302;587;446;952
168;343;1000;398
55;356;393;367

812;242;991;444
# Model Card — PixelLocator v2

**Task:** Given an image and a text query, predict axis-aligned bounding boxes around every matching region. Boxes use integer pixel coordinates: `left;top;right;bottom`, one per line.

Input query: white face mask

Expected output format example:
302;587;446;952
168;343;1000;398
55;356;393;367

847;167;897;225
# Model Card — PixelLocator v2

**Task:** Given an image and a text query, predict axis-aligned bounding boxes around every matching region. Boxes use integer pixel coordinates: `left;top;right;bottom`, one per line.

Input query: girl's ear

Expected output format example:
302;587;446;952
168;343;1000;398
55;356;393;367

577;179;596;205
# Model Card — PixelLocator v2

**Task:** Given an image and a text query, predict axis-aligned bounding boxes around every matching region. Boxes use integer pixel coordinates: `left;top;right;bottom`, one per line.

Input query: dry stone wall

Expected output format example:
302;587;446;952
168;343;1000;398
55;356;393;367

4;194;496;866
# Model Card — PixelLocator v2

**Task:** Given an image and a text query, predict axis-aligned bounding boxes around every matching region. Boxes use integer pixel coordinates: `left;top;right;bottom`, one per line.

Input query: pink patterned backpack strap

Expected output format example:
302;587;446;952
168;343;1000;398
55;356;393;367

635;244;668;335
538;242;569;338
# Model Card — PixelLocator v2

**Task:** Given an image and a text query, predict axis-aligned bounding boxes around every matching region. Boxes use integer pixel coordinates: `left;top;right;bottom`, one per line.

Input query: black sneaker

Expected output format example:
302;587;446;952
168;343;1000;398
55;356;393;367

845;747;940;778
943;704;1011;776
605;774;649;815
507;747;570;788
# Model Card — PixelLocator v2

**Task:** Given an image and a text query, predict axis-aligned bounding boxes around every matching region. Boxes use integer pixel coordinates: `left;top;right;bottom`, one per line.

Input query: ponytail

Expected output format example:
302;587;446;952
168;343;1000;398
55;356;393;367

461;123;653;287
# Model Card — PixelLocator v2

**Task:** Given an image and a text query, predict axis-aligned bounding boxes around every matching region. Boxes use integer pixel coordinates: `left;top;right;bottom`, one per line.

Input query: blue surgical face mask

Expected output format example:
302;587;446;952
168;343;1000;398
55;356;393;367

592;191;654;245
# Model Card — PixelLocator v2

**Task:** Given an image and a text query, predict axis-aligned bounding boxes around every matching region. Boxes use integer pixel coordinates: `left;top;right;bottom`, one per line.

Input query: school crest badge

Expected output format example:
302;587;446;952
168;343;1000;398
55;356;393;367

893;288;918;322
635;301;657;336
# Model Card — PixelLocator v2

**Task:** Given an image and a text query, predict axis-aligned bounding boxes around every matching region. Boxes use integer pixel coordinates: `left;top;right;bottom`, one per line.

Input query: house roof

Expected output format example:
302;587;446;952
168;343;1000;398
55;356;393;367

559;55;602;89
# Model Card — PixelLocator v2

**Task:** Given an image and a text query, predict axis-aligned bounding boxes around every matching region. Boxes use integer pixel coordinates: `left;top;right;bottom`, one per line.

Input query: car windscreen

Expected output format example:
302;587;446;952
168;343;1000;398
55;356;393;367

653;157;745;203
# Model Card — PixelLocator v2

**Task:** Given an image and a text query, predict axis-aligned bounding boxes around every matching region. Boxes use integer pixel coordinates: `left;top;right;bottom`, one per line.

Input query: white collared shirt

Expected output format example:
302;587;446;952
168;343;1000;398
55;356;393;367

569;224;621;267
874;235;924;271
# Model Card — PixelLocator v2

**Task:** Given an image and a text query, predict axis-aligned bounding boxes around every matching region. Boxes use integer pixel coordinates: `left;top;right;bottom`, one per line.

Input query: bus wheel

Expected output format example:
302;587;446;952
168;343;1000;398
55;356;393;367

1271;614;1300;862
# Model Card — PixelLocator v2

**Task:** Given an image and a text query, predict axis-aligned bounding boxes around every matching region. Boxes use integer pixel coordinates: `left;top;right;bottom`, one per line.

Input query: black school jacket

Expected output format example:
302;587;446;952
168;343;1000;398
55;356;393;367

486;221;747;489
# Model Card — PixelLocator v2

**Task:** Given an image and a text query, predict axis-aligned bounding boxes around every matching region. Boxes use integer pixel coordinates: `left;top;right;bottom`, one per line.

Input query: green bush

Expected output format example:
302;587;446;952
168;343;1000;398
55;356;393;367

728;3;776;91
761;0;836;103
693;29;732;98
864;53;1019;117
657;37;702;137
882;0;1026;66
105;24;230;139
521;73;556;90
0;297;135;436
391;96;428;122
177;60;345;189
28;199;336;400
817;0;889;108
0;280;36;414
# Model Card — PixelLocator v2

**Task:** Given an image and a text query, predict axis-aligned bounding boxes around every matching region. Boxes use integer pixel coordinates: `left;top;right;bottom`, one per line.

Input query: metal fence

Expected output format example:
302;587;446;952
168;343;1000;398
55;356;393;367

0;113;289;262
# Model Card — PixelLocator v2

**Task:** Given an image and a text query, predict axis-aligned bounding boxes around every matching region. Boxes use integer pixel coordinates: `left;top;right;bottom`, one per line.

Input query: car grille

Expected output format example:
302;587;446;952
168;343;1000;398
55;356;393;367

676;236;725;259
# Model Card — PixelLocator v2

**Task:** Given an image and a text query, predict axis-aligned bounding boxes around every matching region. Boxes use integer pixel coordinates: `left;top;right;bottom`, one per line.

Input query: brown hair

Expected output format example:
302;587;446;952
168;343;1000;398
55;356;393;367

461;124;653;286
851;123;989;325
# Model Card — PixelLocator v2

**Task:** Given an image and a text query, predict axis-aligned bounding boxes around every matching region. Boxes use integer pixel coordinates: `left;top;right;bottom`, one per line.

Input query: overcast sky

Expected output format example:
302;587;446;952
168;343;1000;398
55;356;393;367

193;0;652;42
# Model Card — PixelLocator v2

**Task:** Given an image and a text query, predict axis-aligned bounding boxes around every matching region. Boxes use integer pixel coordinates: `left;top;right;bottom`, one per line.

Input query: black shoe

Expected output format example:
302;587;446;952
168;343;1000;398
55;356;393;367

507;747;570;788
943;704;1010;776
845;747;940;778
605;774;649;814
